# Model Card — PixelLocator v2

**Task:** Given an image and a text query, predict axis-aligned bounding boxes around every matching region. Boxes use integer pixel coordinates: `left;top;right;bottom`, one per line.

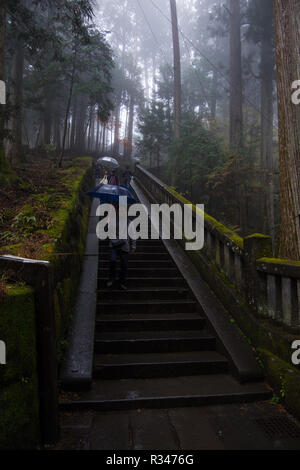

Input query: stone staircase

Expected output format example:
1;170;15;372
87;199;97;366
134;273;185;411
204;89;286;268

61;237;271;412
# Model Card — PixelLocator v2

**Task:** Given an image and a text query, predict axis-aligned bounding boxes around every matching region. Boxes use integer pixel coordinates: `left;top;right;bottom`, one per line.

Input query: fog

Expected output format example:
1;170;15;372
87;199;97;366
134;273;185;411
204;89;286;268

0;0;285;245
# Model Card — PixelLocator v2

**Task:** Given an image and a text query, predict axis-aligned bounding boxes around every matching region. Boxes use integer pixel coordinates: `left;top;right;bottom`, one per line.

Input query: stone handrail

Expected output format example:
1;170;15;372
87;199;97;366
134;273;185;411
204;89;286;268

0;255;59;444
134;164;300;331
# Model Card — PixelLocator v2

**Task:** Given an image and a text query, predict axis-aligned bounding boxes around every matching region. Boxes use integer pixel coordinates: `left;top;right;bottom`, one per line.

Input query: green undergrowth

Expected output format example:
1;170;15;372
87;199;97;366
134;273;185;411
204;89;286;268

0;157;93;448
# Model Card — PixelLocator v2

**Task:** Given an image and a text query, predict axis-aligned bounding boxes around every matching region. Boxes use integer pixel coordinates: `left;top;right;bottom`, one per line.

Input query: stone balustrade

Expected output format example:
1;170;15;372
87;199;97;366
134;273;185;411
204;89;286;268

134;164;300;331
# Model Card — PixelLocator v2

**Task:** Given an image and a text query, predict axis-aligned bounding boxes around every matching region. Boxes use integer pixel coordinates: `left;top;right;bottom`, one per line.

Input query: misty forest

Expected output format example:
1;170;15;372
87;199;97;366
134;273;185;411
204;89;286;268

0;0;299;261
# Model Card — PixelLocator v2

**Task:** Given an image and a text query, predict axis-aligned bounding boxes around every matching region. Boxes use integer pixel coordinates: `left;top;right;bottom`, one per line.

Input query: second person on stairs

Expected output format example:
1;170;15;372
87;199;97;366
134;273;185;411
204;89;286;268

107;201;136;290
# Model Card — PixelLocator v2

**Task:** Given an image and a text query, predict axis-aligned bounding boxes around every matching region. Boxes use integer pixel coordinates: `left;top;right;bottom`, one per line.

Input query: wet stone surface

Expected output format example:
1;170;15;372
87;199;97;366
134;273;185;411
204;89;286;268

52;401;300;451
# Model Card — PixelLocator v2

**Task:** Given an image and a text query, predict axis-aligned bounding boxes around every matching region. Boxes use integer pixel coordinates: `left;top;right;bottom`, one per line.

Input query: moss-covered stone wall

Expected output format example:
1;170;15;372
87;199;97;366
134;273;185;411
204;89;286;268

40;158;93;351
0;157;93;449
0;286;39;449
177;216;300;419
135;167;300;419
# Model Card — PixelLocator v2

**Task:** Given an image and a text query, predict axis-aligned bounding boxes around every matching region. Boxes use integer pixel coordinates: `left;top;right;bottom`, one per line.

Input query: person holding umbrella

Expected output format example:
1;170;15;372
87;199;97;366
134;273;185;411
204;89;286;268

87;183;137;290
97;156;120;186
122;165;132;188
108;169;120;186
100;170;109;185
106;201;136;290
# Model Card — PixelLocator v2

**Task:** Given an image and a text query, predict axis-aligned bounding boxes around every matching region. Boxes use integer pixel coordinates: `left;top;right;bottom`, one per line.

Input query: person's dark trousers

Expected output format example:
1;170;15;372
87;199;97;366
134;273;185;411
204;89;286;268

109;247;129;286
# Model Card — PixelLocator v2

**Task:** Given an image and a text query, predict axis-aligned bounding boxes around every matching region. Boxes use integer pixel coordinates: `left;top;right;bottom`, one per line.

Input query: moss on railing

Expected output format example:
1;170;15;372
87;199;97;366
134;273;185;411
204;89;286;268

259;258;300;266
135;164;300;418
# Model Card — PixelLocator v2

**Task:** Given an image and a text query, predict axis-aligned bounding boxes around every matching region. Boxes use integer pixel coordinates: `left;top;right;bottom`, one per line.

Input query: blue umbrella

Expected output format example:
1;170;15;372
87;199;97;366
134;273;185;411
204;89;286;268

87;184;136;205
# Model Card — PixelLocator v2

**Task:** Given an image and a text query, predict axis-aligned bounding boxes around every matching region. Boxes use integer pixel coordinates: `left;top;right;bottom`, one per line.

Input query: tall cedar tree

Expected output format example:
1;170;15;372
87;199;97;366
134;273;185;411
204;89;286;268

274;0;300;259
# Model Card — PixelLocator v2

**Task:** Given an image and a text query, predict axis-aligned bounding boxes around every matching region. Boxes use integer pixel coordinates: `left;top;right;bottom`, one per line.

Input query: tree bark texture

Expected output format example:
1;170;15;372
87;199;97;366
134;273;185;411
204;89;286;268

7;38;24;163
229;0;246;233
0;3;9;177
229;0;243;151
260;1;275;244
170;0;181;140
274;0;300;259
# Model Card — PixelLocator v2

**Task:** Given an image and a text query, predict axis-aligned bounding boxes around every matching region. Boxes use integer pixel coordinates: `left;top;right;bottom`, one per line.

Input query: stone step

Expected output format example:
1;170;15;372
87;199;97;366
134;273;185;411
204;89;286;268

98;288;191;302
98;267;180;278
93;351;229;379
59;374;272;412
97;277;186;289
99;252;171;261
97;299;199;315
99;246;168;254
99;239;163;248
94;330;216;354
95;313;206;332
98;260;175;269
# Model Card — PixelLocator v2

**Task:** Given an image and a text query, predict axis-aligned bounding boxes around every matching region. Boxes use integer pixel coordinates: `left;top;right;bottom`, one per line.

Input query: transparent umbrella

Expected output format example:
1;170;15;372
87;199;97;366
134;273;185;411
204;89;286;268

97;156;119;170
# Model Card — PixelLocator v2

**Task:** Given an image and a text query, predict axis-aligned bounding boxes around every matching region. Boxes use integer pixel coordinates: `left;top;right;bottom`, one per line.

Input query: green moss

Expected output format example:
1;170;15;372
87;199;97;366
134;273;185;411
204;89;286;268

0;377;40;449
0;159;93;445
245;233;271;240
259;257;300;267
0;286;37;386
258;348;300;420
70;157;92;168
0;286;39;449
0;145;17;186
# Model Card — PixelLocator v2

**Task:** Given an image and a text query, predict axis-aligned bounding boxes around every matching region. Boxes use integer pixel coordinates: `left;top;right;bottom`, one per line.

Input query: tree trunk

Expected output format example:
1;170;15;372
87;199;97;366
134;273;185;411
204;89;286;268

113;103;120;154
95;115;100;153
260;1;275;246
170;0;181;141
0;3;10;179
144;59;150;106
274;0;300;259
70;96;77;151
101;124;106;153
43;98;52;146
7;37;24;164
54;117;61;153
210;69;218;128
229;0;243;151
125;95;134;161
75;94;88;155
91;111;95;152
229;0;246;233
58;43;77;167
87;107;93;153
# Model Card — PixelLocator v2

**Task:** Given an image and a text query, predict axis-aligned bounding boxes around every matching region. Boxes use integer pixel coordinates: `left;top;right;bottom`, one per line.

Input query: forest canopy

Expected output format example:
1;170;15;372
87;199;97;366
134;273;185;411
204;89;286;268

0;0;299;259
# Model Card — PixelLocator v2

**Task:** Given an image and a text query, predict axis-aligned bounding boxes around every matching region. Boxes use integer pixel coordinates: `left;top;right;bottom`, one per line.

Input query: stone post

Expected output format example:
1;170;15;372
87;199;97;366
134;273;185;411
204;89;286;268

0;256;59;444
244;234;273;314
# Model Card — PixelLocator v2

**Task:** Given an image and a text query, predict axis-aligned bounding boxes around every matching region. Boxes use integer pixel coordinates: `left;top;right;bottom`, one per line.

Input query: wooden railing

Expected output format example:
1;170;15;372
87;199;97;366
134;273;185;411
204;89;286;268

134;164;300;331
